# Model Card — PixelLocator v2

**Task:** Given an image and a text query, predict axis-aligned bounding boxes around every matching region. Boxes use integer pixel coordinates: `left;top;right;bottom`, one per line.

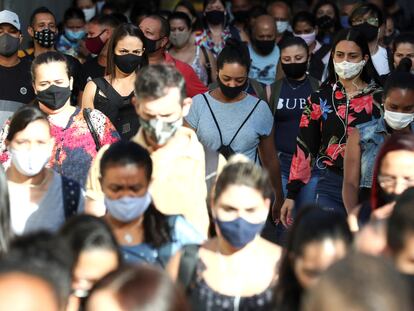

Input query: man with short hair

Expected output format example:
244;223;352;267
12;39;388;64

267;0;292;42
0;10;35;127
86;64;217;238
139;15;208;98
248;14;280;85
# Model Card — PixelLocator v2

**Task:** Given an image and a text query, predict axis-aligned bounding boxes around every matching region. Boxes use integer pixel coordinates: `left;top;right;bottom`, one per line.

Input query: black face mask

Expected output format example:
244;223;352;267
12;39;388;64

232;10;249;23
36;84;71;110
353;23;378;42
145;36;164;54
217;77;247;100
0;34;20;57
34;28;56;48
253;39;275;55
114;54;142;74
316;15;335;30
205;10;225;25
378;187;398;206
281;62;308;79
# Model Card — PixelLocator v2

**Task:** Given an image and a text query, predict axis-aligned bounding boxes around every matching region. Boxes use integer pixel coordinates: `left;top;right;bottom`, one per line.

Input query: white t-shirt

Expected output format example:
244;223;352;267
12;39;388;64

371;46;390;76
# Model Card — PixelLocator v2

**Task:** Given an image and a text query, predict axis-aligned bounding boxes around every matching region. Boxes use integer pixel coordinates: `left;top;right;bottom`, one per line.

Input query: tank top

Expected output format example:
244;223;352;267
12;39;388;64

92;77;139;140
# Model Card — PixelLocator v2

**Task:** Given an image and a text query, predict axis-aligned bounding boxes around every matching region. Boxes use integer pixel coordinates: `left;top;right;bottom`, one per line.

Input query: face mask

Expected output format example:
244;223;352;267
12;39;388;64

384;109;414;130
205;10;225;25
105;192;152;223
294;31;316;46
353;23;378;42
282;62;308;79
217;77;247;99
139;117;183;146
36;84;71;111
253;39;275;55
232;10;249;23
34;28;56;48
82;7;96;22
10;148;51;177
378;187;398;205
85;31;105;54
383;32;395;46
276;21;289;34
0;33;20;57
114;54;142;74
316;15;334;30
334;60;366;80
145;36;165;54
216;217;264;248
64;28;86;41
340;15;350;29
169;31;191;48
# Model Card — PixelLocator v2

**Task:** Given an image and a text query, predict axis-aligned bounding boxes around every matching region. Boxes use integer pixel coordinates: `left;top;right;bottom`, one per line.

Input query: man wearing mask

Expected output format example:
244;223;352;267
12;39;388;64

231;0;253;42
248;14;280;85
86;64;214;238
0;10;35;127
350;3;391;76
24;7;82;102
139;15;207;98
78;14;122;104
267;0;292;43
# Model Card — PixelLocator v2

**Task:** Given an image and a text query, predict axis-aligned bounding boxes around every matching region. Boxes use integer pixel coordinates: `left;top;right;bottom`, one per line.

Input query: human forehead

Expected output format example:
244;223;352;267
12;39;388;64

139;17;161;34
102;164;148;184
216;184;266;209
138;87;182;113
34;62;69;81
395;43;414;54
381;150;414;174
12;119;51;139
0;23;20;33
115;35;144;49
281;45;307;57
33;12;55;26
334;40;362;54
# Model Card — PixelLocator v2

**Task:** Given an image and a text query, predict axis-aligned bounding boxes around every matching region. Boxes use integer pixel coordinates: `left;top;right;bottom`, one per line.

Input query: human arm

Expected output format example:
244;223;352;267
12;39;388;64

342;128;362;214
81;80;97;109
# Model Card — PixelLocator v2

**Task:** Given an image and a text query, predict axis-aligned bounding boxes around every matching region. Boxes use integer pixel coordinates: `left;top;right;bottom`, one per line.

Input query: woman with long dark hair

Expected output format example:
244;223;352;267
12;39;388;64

280;28;382;226
100;140;203;267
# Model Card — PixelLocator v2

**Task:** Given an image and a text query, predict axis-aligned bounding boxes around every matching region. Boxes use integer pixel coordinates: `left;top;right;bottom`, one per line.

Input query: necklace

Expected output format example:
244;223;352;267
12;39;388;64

284;77;308;90
124;233;134;244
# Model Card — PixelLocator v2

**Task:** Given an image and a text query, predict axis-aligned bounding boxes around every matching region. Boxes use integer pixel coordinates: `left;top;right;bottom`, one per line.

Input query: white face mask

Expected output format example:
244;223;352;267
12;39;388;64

384;109;414;130
333;60;366;79
276;21;290;34
82;7;96;22
10;148;51;177
105;192;152;223
294;31;316;46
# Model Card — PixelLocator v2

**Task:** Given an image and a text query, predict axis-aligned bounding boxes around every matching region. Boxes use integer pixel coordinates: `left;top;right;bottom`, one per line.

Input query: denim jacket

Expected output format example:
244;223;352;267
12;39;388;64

358;117;414;188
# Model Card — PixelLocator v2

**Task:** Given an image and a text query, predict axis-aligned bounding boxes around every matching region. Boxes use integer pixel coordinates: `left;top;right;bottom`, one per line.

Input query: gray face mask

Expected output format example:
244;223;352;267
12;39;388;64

0;33;20;57
139;117;182;146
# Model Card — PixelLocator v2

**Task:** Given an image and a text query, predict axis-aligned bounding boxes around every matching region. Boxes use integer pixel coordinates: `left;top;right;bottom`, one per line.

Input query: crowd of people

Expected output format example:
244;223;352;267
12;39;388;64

0;0;413;310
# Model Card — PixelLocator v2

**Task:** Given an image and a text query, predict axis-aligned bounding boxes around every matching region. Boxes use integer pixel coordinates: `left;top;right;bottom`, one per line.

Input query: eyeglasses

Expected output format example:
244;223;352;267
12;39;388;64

378;175;414;188
352;17;379;27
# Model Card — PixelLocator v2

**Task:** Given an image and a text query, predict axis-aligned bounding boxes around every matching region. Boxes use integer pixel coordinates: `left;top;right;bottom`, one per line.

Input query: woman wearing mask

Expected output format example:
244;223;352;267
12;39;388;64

168;12;216;86
174;0;203;32
268;37;320;218
82;24;147;140
74;0;97;23
60;215;121;311
274;206;352;311
343;71;414;213
392;33;414;73
0;51;119;187
292;11;331;82
195;0;241;58
186;40;284;212
280;29;382;227
56;8;87;62
167;157;282;310
313;0;342;46
5;106;83;235
101;141;203;266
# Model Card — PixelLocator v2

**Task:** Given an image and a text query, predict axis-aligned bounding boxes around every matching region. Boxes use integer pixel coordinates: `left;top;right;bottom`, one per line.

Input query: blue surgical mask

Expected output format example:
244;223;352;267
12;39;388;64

65;28;86;41
216;217;265;248
105;192;152;223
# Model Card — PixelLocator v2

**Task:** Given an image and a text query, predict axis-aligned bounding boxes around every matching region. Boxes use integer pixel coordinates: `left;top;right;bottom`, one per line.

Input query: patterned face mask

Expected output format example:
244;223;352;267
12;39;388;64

139;117;182;146
34;28;56;48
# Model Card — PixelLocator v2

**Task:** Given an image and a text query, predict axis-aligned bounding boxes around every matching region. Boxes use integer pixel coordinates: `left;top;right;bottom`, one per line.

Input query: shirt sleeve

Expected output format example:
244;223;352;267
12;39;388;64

256;99;274;137
176;61;208;97
286;92;322;200
185;94;203;130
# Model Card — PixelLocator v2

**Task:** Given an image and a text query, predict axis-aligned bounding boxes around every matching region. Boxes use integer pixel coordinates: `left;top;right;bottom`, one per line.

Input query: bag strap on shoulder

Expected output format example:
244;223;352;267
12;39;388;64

83;108;101;152
177;244;200;291
93;77;123;105
61;176;80;220
202;93;224;145
200;46;212;85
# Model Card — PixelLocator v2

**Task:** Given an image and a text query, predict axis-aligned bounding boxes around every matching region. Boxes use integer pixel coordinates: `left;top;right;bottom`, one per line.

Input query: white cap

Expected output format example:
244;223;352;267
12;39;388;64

0;10;20;31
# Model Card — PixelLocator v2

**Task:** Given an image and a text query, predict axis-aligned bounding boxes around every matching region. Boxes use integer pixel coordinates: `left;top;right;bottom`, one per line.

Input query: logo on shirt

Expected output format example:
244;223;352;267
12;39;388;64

277;98;307;110
20;87;27;95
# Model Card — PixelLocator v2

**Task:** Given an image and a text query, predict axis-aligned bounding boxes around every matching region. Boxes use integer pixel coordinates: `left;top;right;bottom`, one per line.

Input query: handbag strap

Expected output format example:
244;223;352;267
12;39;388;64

83;108;101;152
202;93;224;145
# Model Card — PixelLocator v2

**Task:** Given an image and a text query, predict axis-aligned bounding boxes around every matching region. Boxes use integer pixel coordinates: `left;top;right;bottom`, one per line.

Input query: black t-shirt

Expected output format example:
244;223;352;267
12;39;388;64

0;57;35;126
79;56;105;91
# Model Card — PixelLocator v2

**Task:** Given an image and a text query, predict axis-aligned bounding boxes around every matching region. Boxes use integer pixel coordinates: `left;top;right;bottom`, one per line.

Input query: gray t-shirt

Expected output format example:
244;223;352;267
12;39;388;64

186;92;273;162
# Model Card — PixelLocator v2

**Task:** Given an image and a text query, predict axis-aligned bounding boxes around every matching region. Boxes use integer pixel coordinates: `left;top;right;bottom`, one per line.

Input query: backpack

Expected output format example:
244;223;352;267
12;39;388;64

61;175;81;220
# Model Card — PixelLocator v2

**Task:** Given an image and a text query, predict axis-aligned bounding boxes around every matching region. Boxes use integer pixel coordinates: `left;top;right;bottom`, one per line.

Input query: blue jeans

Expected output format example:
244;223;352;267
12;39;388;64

315;168;347;217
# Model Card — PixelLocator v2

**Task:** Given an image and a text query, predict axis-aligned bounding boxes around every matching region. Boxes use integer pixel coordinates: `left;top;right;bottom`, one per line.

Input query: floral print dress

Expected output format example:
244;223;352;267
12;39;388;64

286;81;382;200
195;27;232;57
0;108;120;187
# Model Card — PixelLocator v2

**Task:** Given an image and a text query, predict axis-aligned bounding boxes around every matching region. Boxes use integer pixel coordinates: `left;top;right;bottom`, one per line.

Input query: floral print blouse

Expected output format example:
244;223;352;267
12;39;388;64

195;27;232;57
286;81;382;200
0;108;120;187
